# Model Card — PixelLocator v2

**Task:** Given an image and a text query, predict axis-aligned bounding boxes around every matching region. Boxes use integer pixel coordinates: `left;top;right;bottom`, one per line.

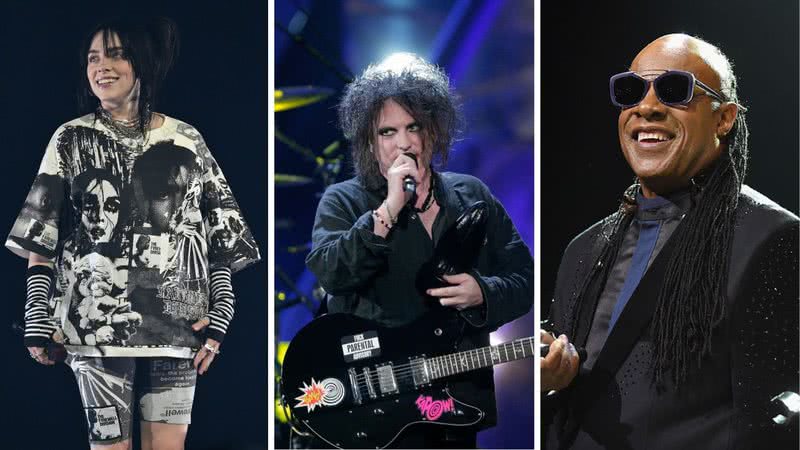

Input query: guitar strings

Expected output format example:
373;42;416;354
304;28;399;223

356;337;533;391
351;338;533;378
351;338;534;391
351;337;534;383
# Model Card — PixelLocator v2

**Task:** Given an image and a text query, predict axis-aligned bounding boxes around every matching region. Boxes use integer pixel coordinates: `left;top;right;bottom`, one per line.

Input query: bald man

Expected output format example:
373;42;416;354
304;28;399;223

542;34;798;449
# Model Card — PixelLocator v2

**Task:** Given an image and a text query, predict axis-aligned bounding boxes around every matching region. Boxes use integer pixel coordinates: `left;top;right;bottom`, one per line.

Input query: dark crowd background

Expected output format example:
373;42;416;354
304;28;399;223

274;0;534;448
0;1;268;449
541;0;799;318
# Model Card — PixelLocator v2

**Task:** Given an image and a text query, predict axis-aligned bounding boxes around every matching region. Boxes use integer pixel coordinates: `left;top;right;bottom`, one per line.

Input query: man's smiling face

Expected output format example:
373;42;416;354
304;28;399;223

618;35;732;196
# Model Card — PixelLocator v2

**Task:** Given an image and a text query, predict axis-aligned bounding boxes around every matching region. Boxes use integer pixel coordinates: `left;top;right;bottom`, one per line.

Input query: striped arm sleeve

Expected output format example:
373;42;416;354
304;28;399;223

206;267;236;343
24;265;57;347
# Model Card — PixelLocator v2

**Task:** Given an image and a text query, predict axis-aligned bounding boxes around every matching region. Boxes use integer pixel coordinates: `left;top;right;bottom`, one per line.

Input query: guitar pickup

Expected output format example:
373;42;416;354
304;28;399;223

376;364;398;395
410;357;430;386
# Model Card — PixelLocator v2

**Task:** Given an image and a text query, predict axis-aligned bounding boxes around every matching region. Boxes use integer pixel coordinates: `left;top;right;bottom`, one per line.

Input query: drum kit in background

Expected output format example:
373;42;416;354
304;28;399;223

274;85;338;442
274;84;339;310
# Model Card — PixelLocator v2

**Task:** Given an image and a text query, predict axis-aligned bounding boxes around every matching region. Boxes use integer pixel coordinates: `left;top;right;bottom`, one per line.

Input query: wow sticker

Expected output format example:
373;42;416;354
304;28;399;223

415;394;454;421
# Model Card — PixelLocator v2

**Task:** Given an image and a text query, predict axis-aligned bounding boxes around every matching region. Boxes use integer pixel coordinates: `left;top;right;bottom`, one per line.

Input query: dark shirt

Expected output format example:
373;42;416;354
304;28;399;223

306;172;534;432
545;185;799;450
306;172;533;331
584;190;691;370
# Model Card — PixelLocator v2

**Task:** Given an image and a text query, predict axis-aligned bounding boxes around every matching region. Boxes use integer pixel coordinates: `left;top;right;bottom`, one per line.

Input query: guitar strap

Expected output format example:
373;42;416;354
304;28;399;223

560;218;687;447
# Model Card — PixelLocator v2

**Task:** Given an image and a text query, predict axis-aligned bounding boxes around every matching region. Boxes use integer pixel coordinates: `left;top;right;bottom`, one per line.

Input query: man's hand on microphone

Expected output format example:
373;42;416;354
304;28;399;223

385;153;419;216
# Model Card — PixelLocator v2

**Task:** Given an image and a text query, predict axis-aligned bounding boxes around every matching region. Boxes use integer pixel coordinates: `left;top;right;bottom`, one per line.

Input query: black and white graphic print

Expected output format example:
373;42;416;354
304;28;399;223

57;124;133;181
7;173;64;257
138;358;197;424
86;406;123;442
69;356;198;441
67;252;138;346
7;115;260;357
131;141;208;323
70;357;133;442
71;167;128;255
184;123;260;273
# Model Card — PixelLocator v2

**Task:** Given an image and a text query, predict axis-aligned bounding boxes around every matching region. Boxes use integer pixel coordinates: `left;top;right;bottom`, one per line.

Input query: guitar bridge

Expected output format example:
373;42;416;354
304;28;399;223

348;368;362;405
363;367;377;399
376;364;398;395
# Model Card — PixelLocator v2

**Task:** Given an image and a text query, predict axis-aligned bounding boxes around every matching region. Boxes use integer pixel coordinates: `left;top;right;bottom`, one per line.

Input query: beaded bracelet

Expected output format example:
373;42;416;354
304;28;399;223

382;201;398;225
372;209;392;230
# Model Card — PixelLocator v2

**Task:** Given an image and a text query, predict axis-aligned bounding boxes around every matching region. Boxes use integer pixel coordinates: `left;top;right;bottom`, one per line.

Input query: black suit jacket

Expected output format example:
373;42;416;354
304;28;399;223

544;186;799;450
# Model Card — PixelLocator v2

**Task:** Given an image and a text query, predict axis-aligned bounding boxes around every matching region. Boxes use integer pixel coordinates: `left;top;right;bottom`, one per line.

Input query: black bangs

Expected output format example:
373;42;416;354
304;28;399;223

78;16;179;134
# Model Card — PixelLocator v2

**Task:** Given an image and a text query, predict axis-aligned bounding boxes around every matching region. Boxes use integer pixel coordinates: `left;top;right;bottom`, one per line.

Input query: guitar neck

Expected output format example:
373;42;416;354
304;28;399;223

427;337;534;380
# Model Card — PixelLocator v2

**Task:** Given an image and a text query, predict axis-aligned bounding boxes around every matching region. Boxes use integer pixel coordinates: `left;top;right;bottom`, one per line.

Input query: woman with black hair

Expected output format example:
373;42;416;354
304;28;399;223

6;16;260;449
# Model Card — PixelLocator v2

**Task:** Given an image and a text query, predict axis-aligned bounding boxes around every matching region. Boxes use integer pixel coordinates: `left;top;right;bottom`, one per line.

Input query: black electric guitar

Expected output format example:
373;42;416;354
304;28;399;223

280;309;534;449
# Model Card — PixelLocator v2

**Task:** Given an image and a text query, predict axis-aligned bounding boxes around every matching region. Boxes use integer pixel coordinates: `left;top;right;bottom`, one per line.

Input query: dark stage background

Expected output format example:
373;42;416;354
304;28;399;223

541;1;800;318
0;2;268;449
274;0;534;448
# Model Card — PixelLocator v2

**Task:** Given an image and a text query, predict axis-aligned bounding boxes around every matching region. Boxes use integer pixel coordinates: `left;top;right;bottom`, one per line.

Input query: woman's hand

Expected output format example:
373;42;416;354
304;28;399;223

27;346;56;365
192;317;221;375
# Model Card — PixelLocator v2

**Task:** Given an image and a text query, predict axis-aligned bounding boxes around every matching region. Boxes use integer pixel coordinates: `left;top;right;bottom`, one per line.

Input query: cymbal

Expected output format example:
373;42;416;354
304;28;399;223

275;86;335;112
285;241;312;254
275;173;313;186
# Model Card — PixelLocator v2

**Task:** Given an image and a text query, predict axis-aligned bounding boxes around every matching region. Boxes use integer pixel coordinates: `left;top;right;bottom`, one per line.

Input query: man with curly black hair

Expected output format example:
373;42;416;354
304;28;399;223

306;53;533;448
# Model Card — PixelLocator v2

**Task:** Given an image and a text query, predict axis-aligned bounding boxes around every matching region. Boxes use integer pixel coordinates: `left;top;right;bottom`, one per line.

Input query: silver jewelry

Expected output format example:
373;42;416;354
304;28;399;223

204;343;220;355
96;107;148;150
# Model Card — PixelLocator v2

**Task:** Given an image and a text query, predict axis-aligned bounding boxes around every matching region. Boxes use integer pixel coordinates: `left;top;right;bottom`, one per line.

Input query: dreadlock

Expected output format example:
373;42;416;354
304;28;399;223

650;37;748;385
570;36;749;388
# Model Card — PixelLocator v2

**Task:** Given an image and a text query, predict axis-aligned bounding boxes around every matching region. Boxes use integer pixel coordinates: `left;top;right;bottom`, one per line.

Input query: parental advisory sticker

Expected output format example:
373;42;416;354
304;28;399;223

341;331;381;362
85;405;122;441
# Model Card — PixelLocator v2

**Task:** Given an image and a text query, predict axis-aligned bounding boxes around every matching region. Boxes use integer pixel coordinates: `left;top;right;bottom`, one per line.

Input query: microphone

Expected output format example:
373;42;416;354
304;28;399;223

402;152;418;203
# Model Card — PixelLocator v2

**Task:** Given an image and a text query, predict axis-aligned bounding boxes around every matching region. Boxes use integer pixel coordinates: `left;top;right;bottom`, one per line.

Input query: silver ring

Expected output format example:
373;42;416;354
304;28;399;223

203;343;220;355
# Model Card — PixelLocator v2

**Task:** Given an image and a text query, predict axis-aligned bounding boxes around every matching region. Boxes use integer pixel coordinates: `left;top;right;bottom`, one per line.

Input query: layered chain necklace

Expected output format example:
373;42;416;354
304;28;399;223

413;172;437;213
96;107;148;150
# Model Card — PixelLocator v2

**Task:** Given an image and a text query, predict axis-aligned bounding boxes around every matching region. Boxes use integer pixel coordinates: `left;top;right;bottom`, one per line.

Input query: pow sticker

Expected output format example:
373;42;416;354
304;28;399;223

415;394;455;421
294;377;345;412
340;331;381;362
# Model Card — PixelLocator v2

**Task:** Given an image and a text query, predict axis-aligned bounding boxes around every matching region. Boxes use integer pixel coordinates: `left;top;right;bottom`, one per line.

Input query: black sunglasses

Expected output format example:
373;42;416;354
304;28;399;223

609;70;727;109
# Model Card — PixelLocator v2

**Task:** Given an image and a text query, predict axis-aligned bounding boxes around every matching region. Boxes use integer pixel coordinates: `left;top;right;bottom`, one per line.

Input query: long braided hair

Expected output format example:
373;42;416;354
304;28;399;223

572;37;749;388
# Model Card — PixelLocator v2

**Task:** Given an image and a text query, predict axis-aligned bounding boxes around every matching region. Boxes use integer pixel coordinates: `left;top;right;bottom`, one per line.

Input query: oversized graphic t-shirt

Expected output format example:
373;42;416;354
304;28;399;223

6;114;260;357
